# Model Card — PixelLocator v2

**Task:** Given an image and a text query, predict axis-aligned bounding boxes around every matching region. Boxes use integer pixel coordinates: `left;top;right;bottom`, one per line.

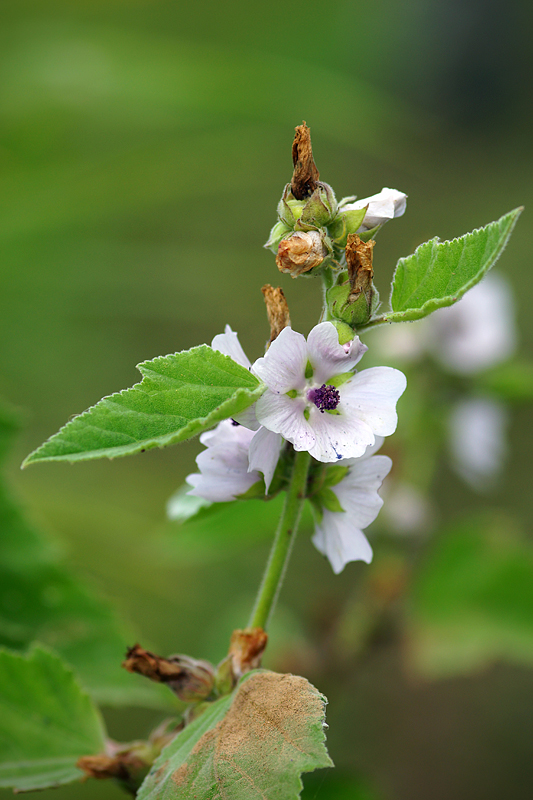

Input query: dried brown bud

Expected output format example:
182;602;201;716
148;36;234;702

262;285;291;343
228;627;268;680
276;230;327;276
291;122;320;200
77;753;146;783
346;234;375;303
122;644;215;702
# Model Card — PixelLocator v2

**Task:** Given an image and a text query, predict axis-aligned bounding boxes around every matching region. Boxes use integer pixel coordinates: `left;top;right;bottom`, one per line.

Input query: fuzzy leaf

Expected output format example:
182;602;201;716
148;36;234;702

23;346;264;466
0;646;106;791
138;671;333;800
385;208;522;323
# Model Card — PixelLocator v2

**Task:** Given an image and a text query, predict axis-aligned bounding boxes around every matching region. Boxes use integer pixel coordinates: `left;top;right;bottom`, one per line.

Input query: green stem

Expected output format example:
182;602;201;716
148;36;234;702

320;266;335;322
248;449;311;630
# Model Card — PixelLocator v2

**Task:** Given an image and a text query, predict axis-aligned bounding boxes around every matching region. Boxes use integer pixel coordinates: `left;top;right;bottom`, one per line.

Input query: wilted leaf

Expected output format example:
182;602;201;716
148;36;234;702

138;671;333;800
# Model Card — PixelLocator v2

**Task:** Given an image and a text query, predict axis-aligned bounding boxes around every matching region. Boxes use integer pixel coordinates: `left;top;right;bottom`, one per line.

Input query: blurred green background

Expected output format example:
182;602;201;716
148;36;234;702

1;0;533;798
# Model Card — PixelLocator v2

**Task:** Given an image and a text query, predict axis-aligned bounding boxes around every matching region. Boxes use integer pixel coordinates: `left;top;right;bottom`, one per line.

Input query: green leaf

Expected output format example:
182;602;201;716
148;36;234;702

385;208;522;323
138;671;333;800
0;646;106;791
0;407;172;708
23;346;264;466
407;513;533;678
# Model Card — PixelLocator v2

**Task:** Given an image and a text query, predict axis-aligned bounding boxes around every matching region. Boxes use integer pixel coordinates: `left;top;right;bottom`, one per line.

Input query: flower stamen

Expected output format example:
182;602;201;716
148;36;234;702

307;384;341;413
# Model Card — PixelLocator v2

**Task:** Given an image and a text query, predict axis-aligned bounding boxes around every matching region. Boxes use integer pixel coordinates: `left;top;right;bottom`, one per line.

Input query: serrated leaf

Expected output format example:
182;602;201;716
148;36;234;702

138;671;333;800
384;208;522;323
0;408;172;708
407;513;533;678
0;646;106;791
23;346;264;466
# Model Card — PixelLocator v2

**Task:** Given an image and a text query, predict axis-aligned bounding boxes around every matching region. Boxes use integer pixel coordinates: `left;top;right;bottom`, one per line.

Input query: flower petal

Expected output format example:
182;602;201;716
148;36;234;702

252;327;308;393
342;187;407;232
307;404;375;462
306;322;367;384
312;511;373;573
187;420;260;502
333;455;391;527
211;325;251;369
340;367;407;437
248;427;283;492
255;391;316;453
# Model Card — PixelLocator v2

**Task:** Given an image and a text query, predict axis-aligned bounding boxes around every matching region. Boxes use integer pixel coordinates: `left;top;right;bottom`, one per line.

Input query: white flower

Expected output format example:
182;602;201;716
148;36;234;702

312;446;392;573
448;397;508;490
340;187;407;232
251;322;406;463
424;272;516;374
210;325;283;484
183;325;285;500
186;419;263;502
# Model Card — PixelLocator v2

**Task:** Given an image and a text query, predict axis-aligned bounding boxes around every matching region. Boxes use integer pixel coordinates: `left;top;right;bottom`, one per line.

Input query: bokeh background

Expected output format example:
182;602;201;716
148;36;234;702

1;1;533;798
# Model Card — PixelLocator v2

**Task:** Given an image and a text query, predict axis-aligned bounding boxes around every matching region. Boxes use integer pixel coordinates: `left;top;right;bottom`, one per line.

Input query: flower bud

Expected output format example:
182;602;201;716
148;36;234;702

276;230;328;277
327;281;380;326
338;187;407;235
327;235;378;326
277;184;306;228
297;182;338;229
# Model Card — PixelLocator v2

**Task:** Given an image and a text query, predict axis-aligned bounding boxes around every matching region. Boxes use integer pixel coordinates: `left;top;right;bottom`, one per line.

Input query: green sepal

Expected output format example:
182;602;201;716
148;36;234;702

327;371;356;389
358;225;380;242
328;205;368;247
316;487;345;514
264;219;292;252
323;465;349;488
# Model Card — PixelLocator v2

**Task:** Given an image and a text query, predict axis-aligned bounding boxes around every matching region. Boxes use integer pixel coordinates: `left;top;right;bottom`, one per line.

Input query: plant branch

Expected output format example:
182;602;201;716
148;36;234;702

248;449;311;630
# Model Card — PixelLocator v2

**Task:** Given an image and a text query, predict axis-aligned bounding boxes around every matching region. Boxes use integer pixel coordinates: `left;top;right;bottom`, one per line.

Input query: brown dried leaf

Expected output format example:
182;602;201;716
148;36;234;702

291;122;320;200
261;286;291;344
137;671;333;800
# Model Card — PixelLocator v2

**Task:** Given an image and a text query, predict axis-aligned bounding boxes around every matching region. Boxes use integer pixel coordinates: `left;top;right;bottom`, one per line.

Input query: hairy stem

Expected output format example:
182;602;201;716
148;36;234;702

321;266;335;321
248;449;311;630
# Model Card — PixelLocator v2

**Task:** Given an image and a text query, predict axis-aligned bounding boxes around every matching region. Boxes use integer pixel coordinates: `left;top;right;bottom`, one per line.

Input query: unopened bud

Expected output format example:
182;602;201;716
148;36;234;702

123;644;215;703
297;182;338;229
276;230;328;277
326;235;378;326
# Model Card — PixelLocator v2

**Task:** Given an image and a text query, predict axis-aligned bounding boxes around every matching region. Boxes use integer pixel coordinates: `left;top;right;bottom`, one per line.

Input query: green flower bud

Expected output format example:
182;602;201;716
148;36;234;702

277;184;306;228
298;182;338;229
327;281;380;326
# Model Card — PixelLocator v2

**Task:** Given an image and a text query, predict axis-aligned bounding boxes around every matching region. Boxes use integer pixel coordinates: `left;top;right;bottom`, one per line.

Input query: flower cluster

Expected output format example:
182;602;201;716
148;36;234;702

184;322;406;572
